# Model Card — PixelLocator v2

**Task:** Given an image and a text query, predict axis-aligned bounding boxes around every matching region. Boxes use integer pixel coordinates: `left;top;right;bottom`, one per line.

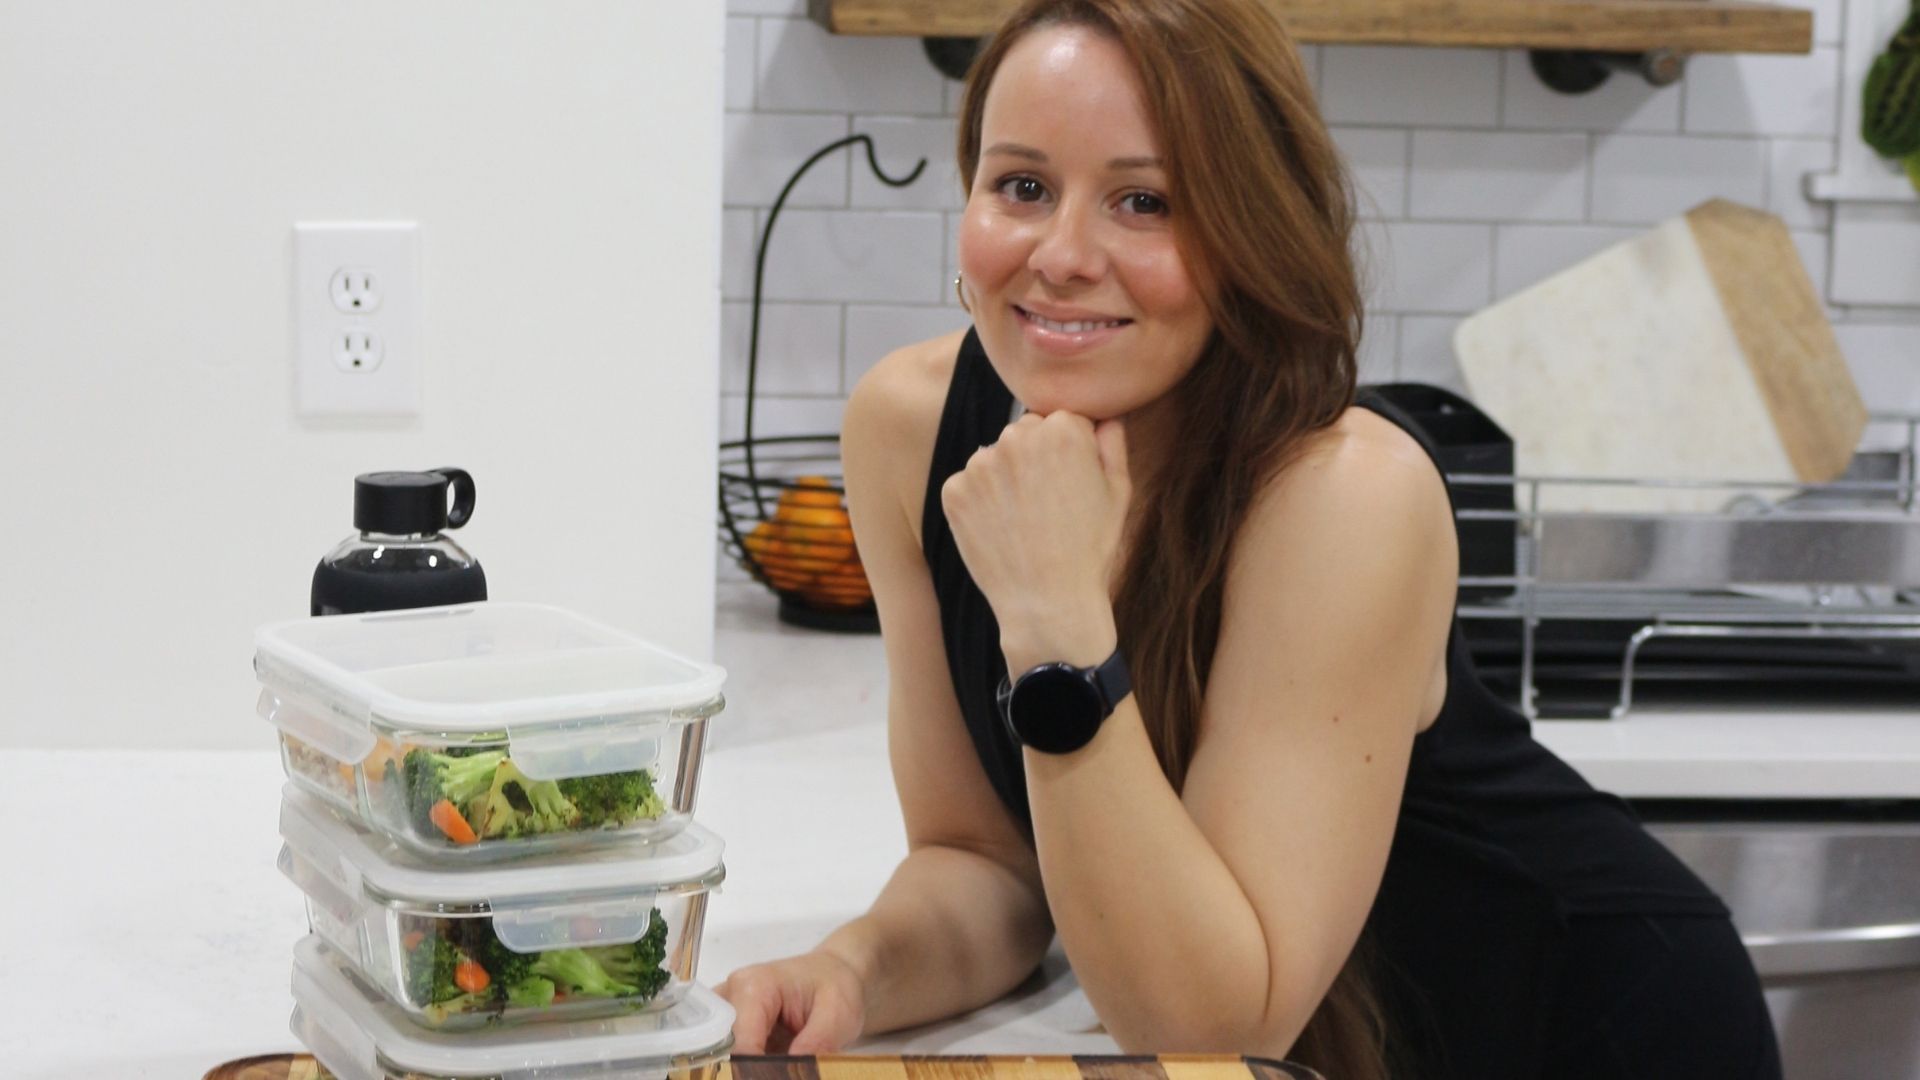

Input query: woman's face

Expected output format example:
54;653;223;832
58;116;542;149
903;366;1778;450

959;25;1214;420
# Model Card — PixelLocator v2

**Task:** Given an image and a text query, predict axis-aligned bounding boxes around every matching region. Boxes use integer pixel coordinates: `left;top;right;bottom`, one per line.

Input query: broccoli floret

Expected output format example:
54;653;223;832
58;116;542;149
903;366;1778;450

582;909;672;1001
402;748;506;835
476;759;580;838
505;976;556;1009
404;934;465;1006
558;769;666;828
476;932;537;989
529;948;639;999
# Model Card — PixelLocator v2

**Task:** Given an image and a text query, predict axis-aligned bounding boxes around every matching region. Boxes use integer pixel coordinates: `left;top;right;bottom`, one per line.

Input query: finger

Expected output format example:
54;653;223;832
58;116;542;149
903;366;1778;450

787;994;855;1056
724;979;778;1054
1094;416;1129;488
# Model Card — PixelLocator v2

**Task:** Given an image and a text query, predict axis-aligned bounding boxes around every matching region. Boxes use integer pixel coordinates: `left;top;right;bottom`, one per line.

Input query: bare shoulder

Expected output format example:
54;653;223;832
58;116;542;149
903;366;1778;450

1231;405;1457;604
841;329;970;543
1258;405;1450;528
844;329;966;451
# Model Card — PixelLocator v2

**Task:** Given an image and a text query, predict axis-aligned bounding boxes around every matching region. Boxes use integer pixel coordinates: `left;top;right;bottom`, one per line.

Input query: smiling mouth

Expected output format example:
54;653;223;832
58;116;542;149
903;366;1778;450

1015;306;1132;333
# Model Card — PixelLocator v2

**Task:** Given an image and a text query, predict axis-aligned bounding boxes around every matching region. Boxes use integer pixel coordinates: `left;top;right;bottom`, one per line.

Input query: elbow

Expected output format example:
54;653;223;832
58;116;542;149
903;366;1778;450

1099;971;1319;1056
1101;996;1299;1056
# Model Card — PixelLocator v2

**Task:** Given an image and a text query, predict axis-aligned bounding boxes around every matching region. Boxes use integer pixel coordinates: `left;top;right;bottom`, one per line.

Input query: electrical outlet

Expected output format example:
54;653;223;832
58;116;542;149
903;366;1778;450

329;267;382;314
333;329;384;372
293;223;420;417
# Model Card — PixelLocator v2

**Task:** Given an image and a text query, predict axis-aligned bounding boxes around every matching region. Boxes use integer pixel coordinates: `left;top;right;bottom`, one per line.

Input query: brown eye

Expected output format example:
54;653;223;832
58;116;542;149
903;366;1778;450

1123;191;1168;216
997;176;1047;202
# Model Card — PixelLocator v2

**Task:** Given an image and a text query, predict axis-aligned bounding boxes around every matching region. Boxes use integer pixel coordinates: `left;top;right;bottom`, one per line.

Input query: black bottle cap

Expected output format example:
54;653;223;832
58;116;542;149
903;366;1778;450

353;467;476;535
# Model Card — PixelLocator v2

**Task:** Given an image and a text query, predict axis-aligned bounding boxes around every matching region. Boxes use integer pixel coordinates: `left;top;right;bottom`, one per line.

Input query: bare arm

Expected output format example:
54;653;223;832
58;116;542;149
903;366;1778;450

943;409;1457;1055
834;338;1056;1033
723;337;1055;1050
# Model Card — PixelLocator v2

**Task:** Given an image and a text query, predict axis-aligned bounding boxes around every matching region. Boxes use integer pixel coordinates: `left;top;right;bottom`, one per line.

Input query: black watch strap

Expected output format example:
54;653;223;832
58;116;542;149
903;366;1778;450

1089;648;1131;713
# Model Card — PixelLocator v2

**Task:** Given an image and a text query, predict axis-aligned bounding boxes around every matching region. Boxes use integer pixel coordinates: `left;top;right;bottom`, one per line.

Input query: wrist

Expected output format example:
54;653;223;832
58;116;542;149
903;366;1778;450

817;918;883;998
999;601;1118;675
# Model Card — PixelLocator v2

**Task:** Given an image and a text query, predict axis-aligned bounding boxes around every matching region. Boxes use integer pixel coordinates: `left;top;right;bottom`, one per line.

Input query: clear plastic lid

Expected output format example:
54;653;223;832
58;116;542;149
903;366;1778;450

253;602;726;778
280;785;725;951
292;936;735;1080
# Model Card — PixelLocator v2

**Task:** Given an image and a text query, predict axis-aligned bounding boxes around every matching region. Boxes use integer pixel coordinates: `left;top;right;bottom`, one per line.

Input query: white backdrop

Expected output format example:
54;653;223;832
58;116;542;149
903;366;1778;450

0;2;725;749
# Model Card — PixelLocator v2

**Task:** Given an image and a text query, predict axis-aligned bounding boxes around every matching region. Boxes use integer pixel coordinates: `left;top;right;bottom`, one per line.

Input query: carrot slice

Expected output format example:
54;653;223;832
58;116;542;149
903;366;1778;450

454;959;491;994
402;930;427;951
429;799;479;845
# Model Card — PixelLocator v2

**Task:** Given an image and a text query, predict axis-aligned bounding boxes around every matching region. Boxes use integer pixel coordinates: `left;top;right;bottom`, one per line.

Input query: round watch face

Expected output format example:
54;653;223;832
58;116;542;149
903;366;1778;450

1008;664;1106;754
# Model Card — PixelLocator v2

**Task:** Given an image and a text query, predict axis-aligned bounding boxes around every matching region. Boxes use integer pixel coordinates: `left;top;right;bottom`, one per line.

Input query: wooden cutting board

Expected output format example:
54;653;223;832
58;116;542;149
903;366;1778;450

1452;198;1866;513
205;1053;1323;1080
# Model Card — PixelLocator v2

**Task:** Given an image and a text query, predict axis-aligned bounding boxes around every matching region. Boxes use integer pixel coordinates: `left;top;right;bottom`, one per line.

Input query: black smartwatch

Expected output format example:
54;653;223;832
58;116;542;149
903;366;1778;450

996;649;1132;754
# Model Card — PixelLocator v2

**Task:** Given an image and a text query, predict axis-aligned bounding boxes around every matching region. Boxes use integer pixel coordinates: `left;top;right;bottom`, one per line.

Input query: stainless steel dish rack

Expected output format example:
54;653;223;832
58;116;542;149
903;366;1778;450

1448;412;1920;720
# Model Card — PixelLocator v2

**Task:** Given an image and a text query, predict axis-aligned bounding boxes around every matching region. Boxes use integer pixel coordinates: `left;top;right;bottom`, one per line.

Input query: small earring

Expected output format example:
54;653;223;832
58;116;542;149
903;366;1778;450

954;274;970;314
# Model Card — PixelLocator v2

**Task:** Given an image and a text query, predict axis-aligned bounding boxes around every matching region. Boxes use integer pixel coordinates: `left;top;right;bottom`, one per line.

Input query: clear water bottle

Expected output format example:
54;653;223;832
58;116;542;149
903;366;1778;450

310;467;488;616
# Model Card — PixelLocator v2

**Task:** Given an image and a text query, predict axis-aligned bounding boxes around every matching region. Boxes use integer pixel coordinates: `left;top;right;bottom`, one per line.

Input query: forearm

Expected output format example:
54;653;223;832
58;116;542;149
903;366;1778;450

1004;632;1292;1052
1023;698;1293;1052
818;842;1054;1036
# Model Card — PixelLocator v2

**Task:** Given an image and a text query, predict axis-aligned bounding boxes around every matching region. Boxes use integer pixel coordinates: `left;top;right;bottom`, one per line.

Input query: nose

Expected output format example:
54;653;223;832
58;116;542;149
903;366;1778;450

1027;199;1107;287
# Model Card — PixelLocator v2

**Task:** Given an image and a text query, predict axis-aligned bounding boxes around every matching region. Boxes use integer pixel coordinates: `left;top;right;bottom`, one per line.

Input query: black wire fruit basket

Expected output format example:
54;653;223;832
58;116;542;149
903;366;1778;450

716;134;925;633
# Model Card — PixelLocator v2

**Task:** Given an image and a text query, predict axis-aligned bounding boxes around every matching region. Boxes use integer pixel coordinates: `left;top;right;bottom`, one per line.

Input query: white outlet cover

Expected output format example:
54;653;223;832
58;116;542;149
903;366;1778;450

293;222;421;417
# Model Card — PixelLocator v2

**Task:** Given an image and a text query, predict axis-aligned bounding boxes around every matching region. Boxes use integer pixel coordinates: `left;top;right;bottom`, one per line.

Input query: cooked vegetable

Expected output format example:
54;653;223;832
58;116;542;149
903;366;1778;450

477;759;581;839
559;769;667;828
399;910;675;1024
504;976;556;1008
404;934;463;1005
454;959;491;994
428;799;479;845
395;746;666;845
583;910;673;1000
403;749;505;838
529;948;639;998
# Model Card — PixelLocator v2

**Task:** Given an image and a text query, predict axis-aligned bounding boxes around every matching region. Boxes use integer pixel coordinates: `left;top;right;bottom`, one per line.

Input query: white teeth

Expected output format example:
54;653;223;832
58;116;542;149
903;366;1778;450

1023;308;1126;333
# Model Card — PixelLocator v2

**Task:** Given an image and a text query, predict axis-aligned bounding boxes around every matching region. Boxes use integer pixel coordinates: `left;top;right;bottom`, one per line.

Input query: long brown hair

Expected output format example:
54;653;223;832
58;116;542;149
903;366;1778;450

957;2;1387;1076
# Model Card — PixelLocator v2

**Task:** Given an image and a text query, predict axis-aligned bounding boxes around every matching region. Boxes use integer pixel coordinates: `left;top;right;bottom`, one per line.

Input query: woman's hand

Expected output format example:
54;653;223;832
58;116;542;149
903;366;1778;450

716;950;868;1055
941;410;1130;672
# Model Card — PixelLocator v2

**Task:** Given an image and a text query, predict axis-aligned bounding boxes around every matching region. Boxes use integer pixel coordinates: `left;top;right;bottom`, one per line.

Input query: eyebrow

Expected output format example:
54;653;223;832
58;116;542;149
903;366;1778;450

982;142;1163;171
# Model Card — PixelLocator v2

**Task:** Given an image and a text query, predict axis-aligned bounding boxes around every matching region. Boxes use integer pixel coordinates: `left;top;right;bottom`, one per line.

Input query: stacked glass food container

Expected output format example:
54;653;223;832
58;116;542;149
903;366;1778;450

255;602;736;1080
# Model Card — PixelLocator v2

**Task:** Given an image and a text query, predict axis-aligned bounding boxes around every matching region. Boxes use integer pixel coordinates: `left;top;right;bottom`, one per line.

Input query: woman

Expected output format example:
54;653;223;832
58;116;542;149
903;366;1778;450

719;1;1781;1076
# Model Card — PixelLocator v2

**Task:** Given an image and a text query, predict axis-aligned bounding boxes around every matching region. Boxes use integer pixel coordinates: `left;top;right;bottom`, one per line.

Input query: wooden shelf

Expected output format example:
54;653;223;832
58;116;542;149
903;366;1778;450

808;0;1814;55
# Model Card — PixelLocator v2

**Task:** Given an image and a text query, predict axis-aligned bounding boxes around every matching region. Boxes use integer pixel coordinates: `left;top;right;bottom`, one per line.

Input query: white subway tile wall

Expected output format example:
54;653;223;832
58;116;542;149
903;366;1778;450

844;305;973;389
1370;222;1496;313
847;116;965;210
1493;224;1643;298
1590;135;1768;224
1683;49;1843;138
723;8;1912;458
755;17;946;115
1830;205;1920;308
723;113;851;208
1332;127;1411;220
1768;138;1839;229
1409;131;1589;222
1320;46;1502;127
720;302;844;396
755;209;946;303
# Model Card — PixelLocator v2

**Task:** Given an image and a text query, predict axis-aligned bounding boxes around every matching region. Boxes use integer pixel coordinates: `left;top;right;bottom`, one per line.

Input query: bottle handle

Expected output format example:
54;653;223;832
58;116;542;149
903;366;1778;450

434;467;476;528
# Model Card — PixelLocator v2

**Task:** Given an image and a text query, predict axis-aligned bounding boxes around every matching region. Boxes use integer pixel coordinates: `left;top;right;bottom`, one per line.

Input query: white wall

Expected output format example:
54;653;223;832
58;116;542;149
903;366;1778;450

0;3;725;749
718;0;1918;460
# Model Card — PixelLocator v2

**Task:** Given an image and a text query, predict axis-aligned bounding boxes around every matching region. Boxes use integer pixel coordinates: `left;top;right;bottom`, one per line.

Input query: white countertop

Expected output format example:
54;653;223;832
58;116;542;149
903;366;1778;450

0;733;1115;1080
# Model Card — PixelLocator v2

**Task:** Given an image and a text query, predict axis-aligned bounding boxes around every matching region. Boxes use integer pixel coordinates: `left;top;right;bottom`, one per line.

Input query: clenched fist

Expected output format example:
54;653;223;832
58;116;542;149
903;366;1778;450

941;410;1130;673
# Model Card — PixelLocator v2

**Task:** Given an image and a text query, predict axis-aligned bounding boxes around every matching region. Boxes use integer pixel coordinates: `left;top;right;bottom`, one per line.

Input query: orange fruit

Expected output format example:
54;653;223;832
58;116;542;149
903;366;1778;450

781;475;843;510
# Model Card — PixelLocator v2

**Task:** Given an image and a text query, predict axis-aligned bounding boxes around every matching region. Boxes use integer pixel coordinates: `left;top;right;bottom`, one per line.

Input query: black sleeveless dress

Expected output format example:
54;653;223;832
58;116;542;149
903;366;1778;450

918;329;1781;1079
